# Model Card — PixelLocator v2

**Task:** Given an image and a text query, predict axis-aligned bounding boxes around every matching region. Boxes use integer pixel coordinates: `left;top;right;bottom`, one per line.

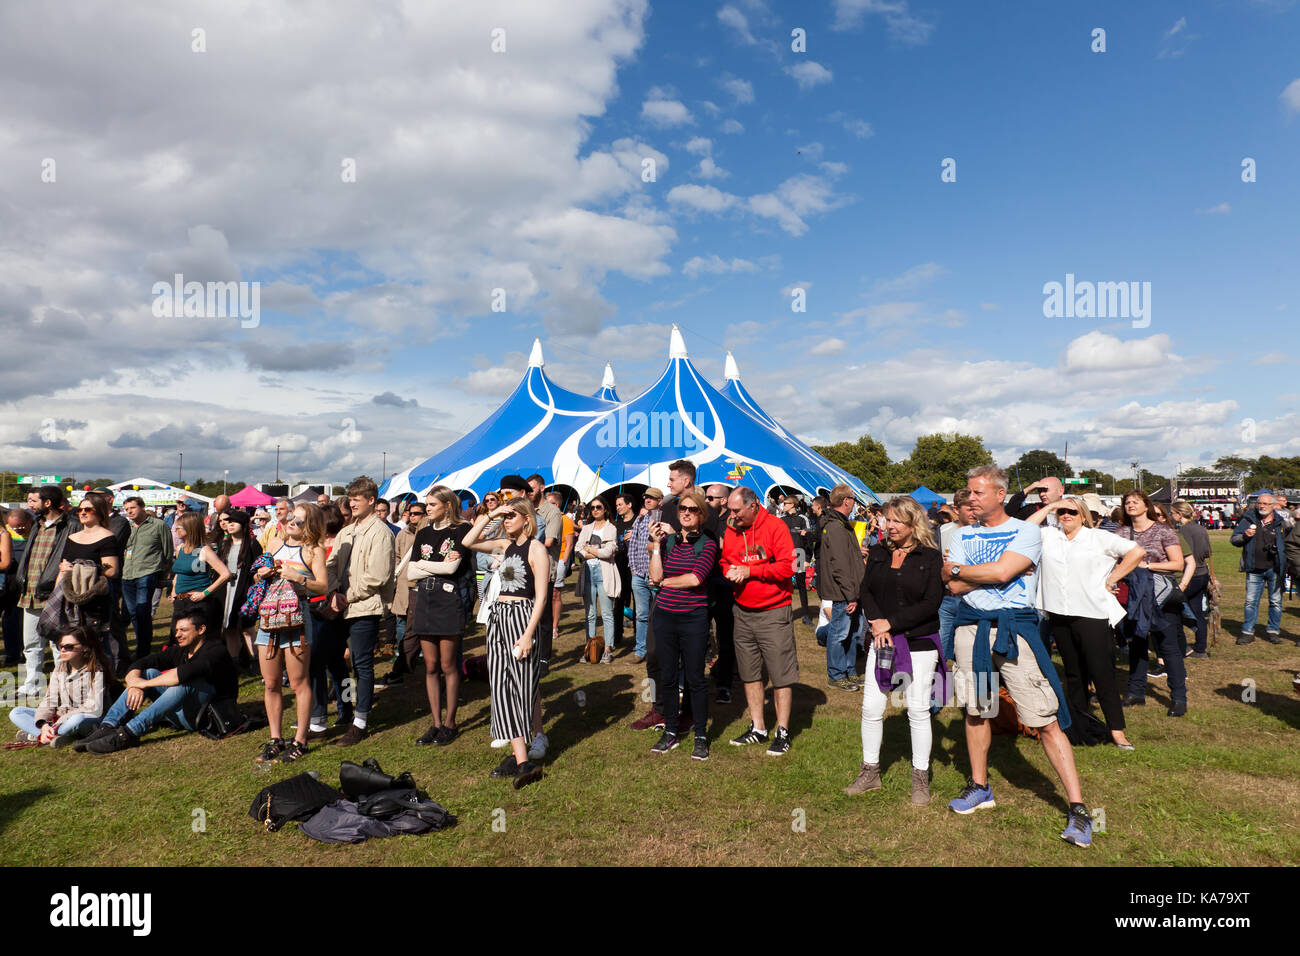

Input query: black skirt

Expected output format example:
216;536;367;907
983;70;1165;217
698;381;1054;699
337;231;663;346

409;577;466;638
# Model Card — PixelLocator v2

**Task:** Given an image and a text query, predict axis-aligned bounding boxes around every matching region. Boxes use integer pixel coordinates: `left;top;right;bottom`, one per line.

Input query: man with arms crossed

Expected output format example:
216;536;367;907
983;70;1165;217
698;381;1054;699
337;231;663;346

943;465;1092;848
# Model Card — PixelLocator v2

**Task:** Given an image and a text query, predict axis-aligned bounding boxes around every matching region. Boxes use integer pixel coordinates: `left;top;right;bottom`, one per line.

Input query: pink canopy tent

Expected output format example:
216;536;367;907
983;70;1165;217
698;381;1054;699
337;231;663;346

229;486;276;507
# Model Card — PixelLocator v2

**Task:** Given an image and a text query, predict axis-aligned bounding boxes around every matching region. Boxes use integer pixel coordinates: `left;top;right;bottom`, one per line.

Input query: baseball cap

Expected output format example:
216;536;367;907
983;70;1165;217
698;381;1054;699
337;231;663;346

643;487;664;500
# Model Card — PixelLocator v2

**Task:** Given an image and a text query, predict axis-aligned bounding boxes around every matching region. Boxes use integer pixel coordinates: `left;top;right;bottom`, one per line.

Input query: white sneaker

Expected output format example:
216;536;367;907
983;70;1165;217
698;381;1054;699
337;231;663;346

490;738;510;749
527;732;548;761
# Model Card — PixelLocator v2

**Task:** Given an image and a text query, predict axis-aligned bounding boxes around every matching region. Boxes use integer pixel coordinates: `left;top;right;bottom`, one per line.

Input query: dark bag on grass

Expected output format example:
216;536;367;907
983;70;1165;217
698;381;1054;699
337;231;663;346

196;697;253;740
249;772;342;832
339;757;416;801
356;788;457;832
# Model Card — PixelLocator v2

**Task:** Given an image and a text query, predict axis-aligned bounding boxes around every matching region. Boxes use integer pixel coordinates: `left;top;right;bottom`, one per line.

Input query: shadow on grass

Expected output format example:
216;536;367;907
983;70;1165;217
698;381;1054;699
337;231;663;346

0;787;55;836
546;672;636;762
1212;678;1300;731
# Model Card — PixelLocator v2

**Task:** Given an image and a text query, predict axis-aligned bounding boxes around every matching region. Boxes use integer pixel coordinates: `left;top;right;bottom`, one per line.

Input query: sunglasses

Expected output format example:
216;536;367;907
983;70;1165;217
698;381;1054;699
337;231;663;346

679;505;702;515
644;496;661;502
1057;508;1079;516
76;507;95;514
287;517;303;526
408;510;426;517
58;643;82;652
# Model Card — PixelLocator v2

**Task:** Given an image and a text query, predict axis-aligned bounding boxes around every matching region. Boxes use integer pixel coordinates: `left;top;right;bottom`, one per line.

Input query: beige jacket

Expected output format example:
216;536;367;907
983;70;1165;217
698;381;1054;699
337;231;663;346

327;514;395;619
576;521;622;600
390;523;419;617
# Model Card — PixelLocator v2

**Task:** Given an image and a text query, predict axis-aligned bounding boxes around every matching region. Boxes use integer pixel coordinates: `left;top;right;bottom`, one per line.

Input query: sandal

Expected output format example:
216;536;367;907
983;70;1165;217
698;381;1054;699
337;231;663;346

255;738;286;763
274;740;309;763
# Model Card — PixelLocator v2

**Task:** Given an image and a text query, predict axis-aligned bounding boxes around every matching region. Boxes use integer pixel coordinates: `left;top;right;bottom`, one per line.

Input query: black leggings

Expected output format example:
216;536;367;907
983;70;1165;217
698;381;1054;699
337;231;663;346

1049;613;1124;733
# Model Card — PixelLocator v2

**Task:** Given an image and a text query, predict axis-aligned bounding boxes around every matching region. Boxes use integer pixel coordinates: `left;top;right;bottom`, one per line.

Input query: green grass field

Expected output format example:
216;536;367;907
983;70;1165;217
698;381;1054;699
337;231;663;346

2;530;1298;866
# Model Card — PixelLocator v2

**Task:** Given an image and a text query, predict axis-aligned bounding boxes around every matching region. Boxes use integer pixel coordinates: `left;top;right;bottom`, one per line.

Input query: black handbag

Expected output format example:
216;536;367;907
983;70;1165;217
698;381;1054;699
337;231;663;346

356;787;456;831
196;697;260;740
249;772;342;832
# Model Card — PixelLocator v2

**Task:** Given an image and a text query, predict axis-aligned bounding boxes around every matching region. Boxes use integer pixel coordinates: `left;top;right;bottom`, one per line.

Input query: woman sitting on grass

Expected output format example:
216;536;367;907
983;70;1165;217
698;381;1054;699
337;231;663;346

10;625;111;747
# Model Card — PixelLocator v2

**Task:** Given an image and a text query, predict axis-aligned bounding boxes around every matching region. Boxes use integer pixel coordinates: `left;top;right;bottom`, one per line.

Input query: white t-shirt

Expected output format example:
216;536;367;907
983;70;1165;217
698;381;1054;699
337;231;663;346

1034;526;1138;625
948;517;1041;611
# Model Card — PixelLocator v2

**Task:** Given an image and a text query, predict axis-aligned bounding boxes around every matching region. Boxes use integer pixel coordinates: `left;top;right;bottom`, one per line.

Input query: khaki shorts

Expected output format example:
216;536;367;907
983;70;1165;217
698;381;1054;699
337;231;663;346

953;623;1059;728
734;604;799;688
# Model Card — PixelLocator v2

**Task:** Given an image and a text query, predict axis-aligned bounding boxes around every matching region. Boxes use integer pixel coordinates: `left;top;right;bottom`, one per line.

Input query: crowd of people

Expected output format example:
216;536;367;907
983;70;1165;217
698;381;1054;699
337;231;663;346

2;466;1298;834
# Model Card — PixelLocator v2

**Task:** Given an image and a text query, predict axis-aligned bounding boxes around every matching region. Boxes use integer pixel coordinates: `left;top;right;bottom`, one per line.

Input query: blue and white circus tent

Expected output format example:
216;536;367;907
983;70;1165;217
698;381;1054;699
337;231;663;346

381;327;878;505
561;327;878;502
378;339;615;502
593;363;621;403
719;351;878;502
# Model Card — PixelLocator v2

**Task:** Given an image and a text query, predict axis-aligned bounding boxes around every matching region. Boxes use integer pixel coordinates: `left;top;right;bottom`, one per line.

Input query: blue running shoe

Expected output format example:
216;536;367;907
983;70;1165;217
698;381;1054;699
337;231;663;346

1061;808;1093;848
947;779;996;814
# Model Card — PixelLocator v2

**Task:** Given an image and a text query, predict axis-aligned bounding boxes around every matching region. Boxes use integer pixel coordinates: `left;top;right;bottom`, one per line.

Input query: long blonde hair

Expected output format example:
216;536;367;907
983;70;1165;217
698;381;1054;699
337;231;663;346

882;495;937;550
427;485;464;527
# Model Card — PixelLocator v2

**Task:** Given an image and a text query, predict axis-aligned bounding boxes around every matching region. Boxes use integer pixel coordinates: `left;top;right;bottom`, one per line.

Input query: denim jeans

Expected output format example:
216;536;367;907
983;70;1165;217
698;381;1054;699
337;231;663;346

1243;569;1282;635
345;614;380;721
937;594;961;662
122;572;161;658
584;562;615;643
821;600;864;681
103;668;215;737
9;707;100;739
630;573;654;657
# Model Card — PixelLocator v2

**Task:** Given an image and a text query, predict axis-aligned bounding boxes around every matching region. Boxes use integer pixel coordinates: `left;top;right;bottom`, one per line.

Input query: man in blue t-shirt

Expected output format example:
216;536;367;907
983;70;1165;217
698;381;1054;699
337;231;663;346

942;465;1093;848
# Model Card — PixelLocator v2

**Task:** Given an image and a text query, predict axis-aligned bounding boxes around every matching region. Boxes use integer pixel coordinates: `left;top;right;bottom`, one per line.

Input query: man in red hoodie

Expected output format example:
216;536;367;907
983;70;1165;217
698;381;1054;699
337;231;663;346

721;486;798;756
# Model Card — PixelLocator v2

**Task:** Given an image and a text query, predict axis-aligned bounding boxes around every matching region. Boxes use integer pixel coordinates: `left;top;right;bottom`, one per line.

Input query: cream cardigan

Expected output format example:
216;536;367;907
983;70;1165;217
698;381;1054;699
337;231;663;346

575;521;622;599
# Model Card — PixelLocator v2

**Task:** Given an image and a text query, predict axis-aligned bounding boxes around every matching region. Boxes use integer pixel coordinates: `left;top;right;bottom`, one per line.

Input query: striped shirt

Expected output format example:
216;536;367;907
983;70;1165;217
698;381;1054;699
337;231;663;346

654;536;718;613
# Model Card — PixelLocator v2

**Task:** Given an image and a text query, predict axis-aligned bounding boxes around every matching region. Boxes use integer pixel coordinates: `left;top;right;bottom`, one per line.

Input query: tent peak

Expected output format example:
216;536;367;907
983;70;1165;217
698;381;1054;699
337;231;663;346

601;362;616;388
669;324;688;359
724;351;740;381
528;338;544;368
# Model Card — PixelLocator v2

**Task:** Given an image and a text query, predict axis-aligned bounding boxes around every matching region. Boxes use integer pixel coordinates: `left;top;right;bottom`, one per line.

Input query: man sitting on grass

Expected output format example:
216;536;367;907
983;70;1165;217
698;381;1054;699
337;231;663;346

77;608;238;754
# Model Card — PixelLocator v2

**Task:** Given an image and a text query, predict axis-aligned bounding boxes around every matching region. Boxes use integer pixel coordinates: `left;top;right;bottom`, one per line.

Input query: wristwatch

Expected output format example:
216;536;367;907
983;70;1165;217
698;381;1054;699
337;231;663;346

950;565;963;578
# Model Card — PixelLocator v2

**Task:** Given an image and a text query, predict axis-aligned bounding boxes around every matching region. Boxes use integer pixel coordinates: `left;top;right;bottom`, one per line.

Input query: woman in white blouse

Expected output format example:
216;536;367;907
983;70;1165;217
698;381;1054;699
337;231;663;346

1030;497;1145;750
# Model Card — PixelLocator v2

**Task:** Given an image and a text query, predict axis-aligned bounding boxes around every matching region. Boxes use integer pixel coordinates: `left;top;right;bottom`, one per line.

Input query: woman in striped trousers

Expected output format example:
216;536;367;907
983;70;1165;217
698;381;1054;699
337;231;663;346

464;498;550;788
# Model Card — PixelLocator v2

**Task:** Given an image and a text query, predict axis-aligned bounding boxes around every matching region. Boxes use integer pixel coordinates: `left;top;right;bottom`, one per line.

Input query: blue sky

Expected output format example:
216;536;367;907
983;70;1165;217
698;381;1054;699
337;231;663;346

2;0;1298;485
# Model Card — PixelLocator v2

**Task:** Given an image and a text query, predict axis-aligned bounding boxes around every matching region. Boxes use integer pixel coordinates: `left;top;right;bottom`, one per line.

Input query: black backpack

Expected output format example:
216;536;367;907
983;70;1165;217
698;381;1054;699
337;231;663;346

249;772;342;832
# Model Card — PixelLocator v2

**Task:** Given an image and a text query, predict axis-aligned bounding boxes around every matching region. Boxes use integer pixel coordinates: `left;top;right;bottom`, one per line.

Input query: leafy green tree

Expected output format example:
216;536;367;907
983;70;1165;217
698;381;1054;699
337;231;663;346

1213;455;1256;477
900;433;993;493
812;434;893;492
1008;449;1073;487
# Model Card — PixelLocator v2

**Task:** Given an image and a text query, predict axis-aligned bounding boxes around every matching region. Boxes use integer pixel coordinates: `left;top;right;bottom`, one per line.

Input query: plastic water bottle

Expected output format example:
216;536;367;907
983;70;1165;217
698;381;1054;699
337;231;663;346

876;642;895;671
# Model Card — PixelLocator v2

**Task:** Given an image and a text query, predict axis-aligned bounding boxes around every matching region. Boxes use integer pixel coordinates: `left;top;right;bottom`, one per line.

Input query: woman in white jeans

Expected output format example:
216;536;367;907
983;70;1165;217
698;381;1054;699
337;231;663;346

844;496;946;805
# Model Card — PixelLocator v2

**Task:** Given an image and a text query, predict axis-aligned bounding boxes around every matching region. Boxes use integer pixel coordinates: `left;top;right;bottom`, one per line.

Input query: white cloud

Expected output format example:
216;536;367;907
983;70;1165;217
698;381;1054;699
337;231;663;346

1197;202;1231;215
1166;17;1187;37
667;183;739;212
641;97;694;127
1253;352;1288;366
872;262;946;295
695;157;729;179
1063;331;1176;373
828;111;874;139
717;4;757;45
683;255;760;278
1281;78;1300;115
796;142;825;160
786;61;833;89
720;118;745;134
810;337;846;356
780;281;812;297
819;161;848;177
684;136;713;155
832;0;935;44
749;174;849;236
720;74;755;104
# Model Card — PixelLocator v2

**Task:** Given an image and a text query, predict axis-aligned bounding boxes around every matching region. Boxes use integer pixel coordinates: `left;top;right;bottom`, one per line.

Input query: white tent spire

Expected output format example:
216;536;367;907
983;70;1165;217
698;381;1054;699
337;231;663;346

600;362;616;388
724;351;741;381
669;324;688;359
528;338;545;368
